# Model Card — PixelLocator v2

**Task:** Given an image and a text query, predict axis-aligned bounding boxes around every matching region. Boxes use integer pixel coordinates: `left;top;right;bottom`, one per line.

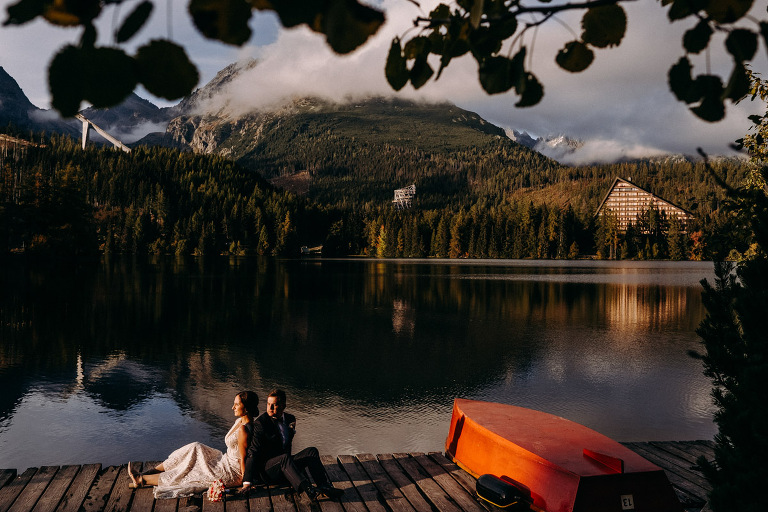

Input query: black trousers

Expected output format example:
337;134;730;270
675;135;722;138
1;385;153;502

263;447;329;492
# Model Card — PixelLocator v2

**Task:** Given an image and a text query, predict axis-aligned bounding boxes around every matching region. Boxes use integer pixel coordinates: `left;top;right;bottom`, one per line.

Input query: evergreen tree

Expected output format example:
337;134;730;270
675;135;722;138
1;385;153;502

694;74;768;512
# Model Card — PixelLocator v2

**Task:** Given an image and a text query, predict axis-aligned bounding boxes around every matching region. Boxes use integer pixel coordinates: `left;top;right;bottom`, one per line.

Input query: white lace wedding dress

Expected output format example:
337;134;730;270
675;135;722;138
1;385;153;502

154;420;243;499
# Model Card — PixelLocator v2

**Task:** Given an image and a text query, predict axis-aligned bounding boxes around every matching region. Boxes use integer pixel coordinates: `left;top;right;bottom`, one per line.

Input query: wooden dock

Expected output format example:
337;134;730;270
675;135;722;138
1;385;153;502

0;441;714;512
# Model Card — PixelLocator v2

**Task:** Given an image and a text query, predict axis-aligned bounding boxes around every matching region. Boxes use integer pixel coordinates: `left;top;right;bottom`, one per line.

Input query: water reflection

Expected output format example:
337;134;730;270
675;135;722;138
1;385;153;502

0;257;716;470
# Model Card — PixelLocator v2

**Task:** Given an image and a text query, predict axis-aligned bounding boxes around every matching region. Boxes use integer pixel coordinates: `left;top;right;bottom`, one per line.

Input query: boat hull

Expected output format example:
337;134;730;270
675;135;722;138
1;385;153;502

445;399;683;512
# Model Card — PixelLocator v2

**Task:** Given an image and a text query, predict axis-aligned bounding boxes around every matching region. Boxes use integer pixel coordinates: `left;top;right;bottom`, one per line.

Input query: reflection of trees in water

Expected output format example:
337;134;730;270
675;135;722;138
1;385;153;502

1;258;704;425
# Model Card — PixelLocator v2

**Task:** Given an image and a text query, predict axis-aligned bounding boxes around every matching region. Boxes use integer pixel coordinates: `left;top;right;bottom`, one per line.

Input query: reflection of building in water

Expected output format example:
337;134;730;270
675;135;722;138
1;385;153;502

392;299;415;337
604;284;696;332
596;177;694;232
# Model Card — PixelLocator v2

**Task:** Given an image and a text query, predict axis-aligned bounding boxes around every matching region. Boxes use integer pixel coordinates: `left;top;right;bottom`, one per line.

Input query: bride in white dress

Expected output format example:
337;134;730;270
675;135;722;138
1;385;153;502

128;391;259;499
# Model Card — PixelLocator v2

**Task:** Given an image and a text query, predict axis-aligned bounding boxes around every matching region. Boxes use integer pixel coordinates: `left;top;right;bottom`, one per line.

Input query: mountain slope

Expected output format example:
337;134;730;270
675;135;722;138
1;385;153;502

0;66;78;136
161;94;562;208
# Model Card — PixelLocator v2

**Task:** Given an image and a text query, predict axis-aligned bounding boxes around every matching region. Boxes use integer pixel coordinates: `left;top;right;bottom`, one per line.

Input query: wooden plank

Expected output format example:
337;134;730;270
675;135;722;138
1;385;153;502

30;466;79;512
337;455;386;512
319;456;365;512
428;453;490;511
392;454;461;512
303;460;342;512
376;454;432;512
152;496;177;512
267;485;297;512
7;467;58;512
177;496;199;512
80;466;120;512
55;464;100;512
129;462;161;512
633;442;701;479
292;490;312;512
679;441;715;462
247;484;273;512
224;492;248;512
627;443;711;492
355;454;414;512
649;442;704;468
0;468;38;512
103;466;134;512
411;454;484;512
201;492;225;512
0;471;17;490
624;443;709;501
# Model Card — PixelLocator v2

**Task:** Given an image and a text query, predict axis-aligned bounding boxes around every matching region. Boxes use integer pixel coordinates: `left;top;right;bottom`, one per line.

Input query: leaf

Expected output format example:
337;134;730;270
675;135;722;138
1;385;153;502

263;0;317;28
469;0;484;29
404;36;430;60
409;54;434;89
725;29;758;61
704;0;753;24
3;0;45;25
667;0;694;21
116;0;153;43
49;45;138;116
81;23;96;48
761;22;768;56
189;0;252;46
135;40;199;100
691;75;725;122
82;47;138;108
724;62;750;102
581;5;626;48
683;20;712;54
322;0;385;54
516;72;543;107
669;57;700;104
428;30;445;56
43;0;101;26
691;95;725;122
555;41;594;73
488;15;517;40
429;3;451;20
478;56;514;94
468;26;502;59
385;38;409;91
49;45;85;117
509;47;526;91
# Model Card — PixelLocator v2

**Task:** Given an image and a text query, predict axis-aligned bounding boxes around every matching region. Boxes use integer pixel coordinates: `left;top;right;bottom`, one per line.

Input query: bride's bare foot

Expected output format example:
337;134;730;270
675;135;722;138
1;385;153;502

127;462;144;488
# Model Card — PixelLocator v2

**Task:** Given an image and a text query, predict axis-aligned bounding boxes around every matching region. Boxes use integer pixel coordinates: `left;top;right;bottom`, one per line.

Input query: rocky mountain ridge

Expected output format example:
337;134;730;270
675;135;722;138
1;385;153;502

0;66;78;137
1;61;728;168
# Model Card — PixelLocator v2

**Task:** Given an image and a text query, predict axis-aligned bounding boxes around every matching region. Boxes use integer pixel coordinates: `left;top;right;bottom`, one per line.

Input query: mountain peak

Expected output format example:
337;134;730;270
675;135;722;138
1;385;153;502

176;59;260;114
0;65;38;127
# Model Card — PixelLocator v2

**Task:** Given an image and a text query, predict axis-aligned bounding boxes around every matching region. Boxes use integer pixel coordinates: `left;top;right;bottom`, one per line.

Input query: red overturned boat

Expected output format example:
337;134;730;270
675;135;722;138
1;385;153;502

445;398;683;512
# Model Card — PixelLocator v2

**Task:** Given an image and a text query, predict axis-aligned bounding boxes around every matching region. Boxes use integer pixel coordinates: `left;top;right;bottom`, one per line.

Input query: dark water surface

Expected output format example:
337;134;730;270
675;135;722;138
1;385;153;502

0;257;717;471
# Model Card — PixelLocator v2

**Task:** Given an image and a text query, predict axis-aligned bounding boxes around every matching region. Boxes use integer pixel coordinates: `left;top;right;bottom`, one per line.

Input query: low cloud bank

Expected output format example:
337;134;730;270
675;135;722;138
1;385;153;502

536;139;671;166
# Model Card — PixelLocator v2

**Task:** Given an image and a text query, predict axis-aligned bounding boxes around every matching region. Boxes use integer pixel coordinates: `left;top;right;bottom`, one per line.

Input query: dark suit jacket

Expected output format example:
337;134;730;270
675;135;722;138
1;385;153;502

243;411;296;483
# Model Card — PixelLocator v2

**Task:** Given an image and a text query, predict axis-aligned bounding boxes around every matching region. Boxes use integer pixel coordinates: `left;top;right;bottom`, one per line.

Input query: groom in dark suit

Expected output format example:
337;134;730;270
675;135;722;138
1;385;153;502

241;389;343;501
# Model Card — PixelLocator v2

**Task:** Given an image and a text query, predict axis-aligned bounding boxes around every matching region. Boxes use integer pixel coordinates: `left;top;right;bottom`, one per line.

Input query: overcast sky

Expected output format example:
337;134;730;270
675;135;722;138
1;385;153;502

1;0;766;163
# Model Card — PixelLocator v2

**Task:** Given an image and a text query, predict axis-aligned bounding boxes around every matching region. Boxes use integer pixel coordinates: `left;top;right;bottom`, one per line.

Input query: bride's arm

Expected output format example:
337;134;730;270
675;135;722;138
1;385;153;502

237;424;249;485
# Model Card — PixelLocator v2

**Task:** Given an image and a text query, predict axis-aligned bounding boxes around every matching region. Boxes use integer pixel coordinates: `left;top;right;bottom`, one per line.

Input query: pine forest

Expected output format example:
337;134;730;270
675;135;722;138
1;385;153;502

0;131;749;261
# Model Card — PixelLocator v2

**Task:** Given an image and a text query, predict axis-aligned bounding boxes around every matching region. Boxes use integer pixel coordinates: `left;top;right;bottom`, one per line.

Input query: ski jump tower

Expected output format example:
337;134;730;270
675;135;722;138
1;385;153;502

393;184;416;210
75;113;131;153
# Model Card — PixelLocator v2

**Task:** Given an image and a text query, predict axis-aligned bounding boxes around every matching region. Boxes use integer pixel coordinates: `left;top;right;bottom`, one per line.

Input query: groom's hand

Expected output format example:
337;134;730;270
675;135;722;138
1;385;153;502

237;483;252;496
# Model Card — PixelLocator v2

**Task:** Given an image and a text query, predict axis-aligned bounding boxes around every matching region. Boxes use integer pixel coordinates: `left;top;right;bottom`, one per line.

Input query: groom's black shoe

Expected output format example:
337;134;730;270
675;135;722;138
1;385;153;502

319;484;344;500
304;486;320;502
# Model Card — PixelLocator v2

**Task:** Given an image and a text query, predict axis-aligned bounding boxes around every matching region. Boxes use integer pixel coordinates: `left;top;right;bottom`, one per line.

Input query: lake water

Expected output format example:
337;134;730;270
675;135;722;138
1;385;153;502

0;257;717;471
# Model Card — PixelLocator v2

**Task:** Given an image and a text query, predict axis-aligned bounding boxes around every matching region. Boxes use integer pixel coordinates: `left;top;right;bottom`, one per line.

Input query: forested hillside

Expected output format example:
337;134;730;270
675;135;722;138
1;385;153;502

0;126;749;260
167;97;562;207
1;136;327;258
